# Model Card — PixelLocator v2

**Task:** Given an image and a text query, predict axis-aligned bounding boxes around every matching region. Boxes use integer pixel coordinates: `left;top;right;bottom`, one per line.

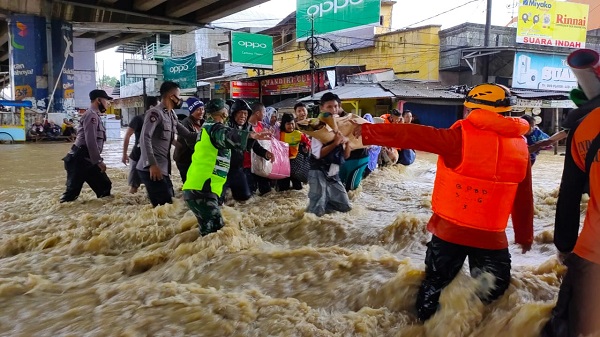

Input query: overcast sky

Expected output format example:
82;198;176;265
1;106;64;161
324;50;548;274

96;0;518;79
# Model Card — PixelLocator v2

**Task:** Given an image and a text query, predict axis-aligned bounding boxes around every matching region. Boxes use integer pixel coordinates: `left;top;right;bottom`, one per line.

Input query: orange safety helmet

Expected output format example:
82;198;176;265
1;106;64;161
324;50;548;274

464;83;516;113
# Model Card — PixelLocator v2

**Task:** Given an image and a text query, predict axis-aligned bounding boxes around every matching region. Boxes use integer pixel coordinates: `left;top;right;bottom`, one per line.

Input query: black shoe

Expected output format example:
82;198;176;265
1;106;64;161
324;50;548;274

60;197;76;203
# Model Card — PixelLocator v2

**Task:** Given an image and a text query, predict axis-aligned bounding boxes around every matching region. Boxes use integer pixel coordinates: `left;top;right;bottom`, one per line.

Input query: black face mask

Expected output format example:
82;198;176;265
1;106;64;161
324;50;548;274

173;96;183;109
97;99;106;113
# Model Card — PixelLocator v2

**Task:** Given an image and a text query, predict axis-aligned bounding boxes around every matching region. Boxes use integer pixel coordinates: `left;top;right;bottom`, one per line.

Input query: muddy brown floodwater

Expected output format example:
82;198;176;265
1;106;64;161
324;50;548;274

0;137;586;337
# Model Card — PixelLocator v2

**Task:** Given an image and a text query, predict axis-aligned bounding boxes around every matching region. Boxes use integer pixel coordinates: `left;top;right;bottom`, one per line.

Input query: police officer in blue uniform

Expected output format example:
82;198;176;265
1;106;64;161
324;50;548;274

60;90;113;203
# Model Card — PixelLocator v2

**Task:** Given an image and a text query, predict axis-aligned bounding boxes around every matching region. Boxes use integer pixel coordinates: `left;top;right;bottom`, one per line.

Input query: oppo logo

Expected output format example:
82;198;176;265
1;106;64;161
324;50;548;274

307;0;363;18
238;40;267;49
169;65;189;73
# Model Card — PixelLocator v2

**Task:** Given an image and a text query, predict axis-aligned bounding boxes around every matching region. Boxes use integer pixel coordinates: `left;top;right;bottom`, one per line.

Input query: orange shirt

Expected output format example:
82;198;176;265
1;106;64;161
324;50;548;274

362;123;534;250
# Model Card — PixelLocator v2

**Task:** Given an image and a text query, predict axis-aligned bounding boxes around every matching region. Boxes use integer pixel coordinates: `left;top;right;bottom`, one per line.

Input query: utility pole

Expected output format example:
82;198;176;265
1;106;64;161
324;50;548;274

482;0;492;83
309;16;316;99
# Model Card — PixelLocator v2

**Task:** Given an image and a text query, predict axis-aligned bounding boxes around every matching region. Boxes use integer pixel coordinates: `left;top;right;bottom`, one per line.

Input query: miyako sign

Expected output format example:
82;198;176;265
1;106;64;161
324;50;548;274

163;53;197;89
517;0;589;48
230;32;273;70
296;0;380;40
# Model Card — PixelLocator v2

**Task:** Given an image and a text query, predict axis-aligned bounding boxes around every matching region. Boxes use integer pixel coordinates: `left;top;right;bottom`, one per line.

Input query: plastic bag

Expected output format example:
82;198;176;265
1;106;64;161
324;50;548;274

251;137;291;179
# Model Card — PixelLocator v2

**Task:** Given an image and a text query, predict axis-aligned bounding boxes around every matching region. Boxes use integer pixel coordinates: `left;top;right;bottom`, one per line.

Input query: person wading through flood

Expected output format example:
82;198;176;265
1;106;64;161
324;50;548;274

60;89;113;203
182;99;271;236
174;97;205;184
353;83;534;322
136;81;198;207
542;75;600;337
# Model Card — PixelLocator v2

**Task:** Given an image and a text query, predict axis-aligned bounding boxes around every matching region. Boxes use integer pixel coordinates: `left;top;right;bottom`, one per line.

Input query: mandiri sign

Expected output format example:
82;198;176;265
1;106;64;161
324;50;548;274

230;32;273;70
296;0;381;40
512;51;578;92
516;0;589;48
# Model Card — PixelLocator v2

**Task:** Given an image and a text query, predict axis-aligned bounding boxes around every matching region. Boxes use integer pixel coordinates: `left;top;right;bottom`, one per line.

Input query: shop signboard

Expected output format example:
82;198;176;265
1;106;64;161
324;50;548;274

163;53;197;89
230;32;273;70
296;0;380;40
8;14;48;111
516;0;589;48
261;72;329;96
231;81;260;99
512;51;578;92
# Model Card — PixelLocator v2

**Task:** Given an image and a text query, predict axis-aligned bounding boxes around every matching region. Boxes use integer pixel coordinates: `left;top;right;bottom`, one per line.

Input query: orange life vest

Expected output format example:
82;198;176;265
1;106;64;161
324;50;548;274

431;109;529;232
572;107;600;264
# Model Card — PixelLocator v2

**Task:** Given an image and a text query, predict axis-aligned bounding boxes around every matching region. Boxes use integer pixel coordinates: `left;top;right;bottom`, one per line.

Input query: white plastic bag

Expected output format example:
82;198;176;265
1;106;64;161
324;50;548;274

251;137;291;179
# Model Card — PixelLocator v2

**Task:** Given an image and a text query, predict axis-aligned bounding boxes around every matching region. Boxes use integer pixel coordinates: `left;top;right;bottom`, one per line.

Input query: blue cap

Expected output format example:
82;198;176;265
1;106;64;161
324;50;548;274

187;97;204;113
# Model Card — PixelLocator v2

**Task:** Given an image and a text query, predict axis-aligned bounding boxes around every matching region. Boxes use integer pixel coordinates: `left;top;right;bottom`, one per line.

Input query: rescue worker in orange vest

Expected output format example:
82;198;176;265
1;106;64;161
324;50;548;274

380;109;403;124
353;83;534;322
542;91;600;337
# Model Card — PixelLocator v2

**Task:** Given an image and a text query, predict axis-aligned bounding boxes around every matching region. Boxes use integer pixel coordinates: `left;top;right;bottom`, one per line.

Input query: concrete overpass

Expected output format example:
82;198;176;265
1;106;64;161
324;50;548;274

0;0;271;88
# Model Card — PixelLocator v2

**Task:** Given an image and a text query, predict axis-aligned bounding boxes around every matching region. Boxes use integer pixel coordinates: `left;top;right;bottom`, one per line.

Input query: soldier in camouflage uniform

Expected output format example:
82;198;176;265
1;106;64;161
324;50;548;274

182;99;271;236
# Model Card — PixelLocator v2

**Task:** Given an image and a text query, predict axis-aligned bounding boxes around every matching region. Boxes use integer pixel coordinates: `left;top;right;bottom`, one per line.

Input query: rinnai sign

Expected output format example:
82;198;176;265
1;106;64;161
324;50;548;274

517;0;589;48
296;0;380;40
512;51;578;92
230;32;273;70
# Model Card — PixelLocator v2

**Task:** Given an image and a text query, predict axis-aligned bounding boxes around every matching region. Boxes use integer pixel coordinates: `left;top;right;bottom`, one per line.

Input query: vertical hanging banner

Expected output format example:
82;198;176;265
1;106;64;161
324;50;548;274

296;0;381;39
163;53;197;90
517;0;589;48
8;14;48;111
52;20;74;113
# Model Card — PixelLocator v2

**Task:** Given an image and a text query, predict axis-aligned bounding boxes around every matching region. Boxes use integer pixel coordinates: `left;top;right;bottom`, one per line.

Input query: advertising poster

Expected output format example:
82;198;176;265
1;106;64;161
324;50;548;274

512;51;578;91
52;20;74;113
230;81;260;99
516;0;589;48
8;14;48;111
163;53;197;90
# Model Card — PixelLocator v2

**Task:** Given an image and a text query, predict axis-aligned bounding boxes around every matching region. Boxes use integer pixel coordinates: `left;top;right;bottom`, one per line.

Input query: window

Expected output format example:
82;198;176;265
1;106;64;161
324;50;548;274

380;15;384;26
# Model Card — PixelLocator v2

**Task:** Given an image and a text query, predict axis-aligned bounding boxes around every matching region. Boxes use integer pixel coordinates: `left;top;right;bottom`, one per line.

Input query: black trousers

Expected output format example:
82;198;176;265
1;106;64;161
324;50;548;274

244;168;272;195
61;155;111;202
138;170;174;207
223;167;252;202
277;177;303;191
542;254;600;337
416;235;512;321
176;161;191;184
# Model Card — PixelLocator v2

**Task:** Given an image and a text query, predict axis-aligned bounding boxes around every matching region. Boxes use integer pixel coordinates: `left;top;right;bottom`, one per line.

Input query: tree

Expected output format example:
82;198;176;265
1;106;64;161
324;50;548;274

97;75;118;88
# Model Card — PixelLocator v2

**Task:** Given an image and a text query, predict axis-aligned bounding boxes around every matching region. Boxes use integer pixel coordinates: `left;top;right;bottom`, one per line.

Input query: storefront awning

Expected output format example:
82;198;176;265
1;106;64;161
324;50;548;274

297;84;394;102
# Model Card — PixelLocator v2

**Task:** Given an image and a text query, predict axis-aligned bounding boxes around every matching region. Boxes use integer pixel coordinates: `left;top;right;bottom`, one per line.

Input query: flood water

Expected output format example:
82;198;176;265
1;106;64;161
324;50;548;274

0;136;584;336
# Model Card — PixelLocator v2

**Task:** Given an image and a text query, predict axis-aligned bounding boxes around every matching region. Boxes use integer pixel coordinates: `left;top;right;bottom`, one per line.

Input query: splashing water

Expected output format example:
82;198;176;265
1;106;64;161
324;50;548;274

0;139;583;336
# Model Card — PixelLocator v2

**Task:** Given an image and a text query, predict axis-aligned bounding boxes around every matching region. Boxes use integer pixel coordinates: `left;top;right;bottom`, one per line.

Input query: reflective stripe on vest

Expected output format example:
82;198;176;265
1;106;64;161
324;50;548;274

182;123;230;196
431;116;528;232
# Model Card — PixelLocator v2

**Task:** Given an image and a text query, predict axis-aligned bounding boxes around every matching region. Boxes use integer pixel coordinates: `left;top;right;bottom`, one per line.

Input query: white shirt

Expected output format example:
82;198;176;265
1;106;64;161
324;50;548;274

311;137;339;177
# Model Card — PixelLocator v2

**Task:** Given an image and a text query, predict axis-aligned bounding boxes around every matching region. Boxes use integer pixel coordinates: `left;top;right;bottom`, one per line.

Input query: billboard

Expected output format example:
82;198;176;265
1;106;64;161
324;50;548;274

296;0;380;40
73;38;96;109
51;20;74;114
163;53;197;90
230;81;260;99
512;51;578;91
517;0;589;48
8;14;48;111
230;32;273;70
260;72;330;95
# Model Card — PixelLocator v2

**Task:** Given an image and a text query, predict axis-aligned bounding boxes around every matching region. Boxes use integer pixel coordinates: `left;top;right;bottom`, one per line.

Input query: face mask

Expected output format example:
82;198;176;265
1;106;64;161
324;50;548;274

97;99;106;113
173;96;183;109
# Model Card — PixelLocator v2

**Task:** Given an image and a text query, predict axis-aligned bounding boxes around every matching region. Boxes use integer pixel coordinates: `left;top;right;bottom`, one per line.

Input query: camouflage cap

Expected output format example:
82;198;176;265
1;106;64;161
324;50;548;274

205;99;227;115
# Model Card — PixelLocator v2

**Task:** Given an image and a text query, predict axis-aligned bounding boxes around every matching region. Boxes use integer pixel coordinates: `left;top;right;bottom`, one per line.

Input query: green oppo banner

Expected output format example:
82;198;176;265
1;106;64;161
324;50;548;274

163;53;197;89
296;0;381;40
230;32;274;70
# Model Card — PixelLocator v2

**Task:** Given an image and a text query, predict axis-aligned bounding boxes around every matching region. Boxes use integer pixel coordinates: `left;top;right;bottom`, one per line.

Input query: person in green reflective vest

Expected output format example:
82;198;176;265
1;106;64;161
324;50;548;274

183;98;271;236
